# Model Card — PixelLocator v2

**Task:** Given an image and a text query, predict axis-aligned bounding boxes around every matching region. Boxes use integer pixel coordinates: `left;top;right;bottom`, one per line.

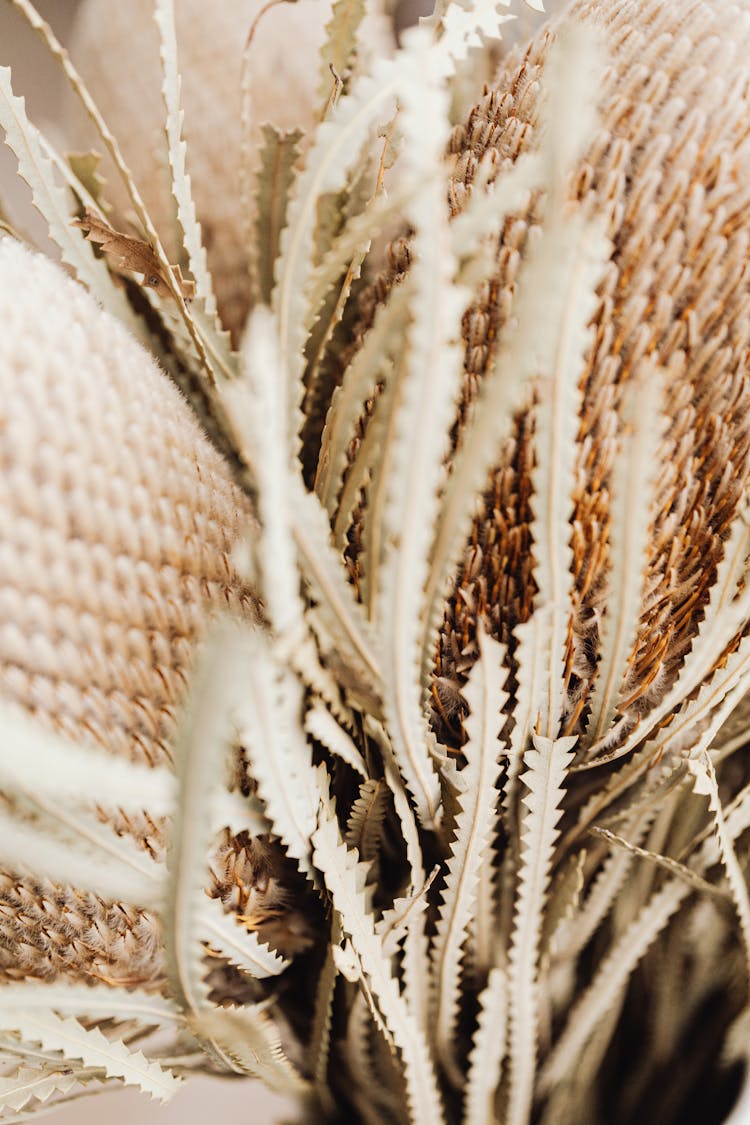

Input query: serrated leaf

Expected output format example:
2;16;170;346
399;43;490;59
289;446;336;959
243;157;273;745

346;780;389;861
307;704;368;778
275;66;400;449
420;217;610;692
419;24;609;687
586;373;666;742
0;1011;180;1102
463;967;506;1125
431;632;508;1082
201;897;290;981
73;209;195;298
0;1065;76;1114
0;984;179;1028
189;1005;308;1095
0;797;162;909
312;780;444;1125
425;2;513;74
317;0;367;104
0;66;129;322
292;484;381;691
9;0;231;386
153;0;229;345
222;306;305;645
374;45;468;830
376;868;438;960
688;751;750;978
235;631;317;875
166;623;271;1014
254;126;302;305
583;499;750;767
373;720;432;1034
506;734;577;1125
310;917;341;1117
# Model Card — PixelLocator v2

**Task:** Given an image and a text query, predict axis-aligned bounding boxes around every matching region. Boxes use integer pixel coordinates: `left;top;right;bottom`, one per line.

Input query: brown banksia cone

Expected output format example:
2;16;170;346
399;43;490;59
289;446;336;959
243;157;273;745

342;0;750;755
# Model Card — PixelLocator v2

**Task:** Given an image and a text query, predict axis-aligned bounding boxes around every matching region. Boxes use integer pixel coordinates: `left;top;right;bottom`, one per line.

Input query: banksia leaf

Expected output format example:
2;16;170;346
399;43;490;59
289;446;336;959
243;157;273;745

431;631;508;1081
506;734;577;1125
0;1010;180;1101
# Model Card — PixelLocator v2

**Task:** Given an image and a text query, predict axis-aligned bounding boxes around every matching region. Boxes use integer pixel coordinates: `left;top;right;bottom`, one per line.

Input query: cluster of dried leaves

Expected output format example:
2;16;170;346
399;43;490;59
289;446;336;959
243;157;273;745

1;0;750;1122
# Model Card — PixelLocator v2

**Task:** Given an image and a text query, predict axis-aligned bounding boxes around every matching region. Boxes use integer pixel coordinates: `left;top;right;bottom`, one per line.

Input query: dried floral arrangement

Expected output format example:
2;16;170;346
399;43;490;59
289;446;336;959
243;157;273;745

1;0;750;1122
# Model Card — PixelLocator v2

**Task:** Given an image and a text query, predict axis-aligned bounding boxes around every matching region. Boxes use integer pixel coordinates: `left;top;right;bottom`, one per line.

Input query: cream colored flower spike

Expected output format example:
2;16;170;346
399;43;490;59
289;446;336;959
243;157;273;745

64;0;393;342
0;238;254;772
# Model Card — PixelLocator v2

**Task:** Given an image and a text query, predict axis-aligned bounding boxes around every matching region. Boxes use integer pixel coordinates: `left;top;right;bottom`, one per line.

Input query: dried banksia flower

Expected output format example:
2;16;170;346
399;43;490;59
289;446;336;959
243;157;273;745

0;235;265;992
2;0;750;1123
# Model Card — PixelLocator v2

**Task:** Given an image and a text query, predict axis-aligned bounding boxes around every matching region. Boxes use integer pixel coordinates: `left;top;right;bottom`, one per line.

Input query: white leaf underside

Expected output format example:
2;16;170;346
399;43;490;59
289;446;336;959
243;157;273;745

431;632;508;1082
374;39;468;830
235;631;317;875
312;778;445;1125
188;1005;308;1096
0;1064;77;1115
506;734;577;1125
153;0;223;329
224;307;305;644
0;803;160;909
0;66;132;325
585;372;666;743
165;624;289;1022
0;1010;180;1102
464;966;507;1125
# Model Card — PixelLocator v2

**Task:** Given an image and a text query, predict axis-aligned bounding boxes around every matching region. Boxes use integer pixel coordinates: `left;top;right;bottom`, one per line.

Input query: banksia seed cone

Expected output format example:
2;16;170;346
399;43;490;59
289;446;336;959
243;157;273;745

0;238;255;986
346;0;750;753
64;0;393;342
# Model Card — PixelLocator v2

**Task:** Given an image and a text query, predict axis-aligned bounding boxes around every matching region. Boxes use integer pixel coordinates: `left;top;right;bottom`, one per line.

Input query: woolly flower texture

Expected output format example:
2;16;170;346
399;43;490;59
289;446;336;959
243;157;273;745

0;238;258;986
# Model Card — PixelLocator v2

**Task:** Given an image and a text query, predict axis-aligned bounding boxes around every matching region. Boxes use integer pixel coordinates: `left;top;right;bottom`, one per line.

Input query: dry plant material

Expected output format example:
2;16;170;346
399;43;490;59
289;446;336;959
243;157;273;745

1;0;750;1123
73;208;195;298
